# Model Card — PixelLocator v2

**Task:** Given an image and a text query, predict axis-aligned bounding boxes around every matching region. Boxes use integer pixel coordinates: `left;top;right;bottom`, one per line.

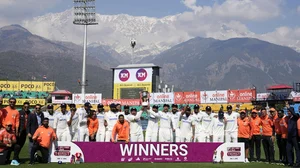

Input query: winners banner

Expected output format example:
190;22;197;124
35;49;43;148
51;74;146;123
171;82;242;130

51;142;244;163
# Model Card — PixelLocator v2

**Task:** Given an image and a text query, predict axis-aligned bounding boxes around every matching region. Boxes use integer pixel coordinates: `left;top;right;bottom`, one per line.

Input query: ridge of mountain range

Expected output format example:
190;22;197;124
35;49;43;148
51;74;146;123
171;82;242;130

22;9;300;60
0;24;300;98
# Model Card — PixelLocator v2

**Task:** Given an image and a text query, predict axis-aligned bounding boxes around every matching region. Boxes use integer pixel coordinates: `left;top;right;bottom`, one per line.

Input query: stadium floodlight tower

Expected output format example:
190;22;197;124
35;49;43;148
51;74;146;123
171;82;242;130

73;0;98;99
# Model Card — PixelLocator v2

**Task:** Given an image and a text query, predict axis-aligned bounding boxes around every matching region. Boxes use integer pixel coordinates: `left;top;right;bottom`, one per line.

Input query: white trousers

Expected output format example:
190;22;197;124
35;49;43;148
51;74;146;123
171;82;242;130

172;129;181;143
71;130;78;141
159;128;172;142
56;128;71;141
130;132;144;142
105;130;112;142
225;131;238;143
96;130;106;142
197;132;211;142
213;134;225;142
78;127;89;142
145;130;158;142
181;134;193;142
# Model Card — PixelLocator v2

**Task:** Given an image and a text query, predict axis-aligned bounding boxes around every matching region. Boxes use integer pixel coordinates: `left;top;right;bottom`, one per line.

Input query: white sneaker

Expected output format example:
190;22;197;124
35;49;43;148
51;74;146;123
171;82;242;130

10;160;20;166
245;158;249;163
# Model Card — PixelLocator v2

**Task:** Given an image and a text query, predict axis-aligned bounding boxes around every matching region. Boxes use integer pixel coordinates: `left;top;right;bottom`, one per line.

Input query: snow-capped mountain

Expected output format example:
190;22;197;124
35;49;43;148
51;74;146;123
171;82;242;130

21;9;300;62
22;9;184;60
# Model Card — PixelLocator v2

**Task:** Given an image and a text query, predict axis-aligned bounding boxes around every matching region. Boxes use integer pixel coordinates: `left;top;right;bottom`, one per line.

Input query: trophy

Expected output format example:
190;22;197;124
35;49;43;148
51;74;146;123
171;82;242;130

75;152;82;164
140;91;150;106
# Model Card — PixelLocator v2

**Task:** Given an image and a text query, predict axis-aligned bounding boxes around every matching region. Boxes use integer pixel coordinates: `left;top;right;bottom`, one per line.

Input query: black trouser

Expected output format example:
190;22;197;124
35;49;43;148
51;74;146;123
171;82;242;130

250;135;261;161
287;137;300;165
262;135;275;163
30;143;49;164
276;134;282;161
14;130;27;160
281;138;288;164
3;147;13;163
89;135;96;142
5;144;21;162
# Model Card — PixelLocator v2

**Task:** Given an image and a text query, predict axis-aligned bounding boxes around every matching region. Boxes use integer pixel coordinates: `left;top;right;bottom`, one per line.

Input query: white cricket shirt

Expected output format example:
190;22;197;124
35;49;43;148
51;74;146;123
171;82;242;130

224;112;240;132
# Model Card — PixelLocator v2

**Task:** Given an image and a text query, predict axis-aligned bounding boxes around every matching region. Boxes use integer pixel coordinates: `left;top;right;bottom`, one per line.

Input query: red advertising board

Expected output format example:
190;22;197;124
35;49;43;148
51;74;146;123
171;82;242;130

174;91;200;104
102;99;141;106
227;89;256;103
294;97;300;102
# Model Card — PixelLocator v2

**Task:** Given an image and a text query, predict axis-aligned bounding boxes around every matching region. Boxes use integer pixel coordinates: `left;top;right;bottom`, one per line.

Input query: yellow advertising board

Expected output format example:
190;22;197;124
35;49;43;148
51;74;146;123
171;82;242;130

3;98;46;106
113;82;152;99
0;81;55;92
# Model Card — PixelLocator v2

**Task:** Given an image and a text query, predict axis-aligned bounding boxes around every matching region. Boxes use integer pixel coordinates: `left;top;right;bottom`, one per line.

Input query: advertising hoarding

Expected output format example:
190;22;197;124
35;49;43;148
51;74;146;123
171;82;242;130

174;91;200;104
72;93;102;104
150;93;174;104
113;68;153;99
0;81;55;92
228;89;256;103
3;98;46;105
200;90;228;104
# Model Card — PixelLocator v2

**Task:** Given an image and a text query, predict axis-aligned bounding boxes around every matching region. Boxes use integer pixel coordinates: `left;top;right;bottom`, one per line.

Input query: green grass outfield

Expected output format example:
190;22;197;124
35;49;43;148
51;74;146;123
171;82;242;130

12;140;285;168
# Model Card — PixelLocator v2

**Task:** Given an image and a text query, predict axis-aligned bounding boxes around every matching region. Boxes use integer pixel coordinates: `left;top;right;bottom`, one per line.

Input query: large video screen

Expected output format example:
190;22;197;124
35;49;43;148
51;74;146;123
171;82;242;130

120;88;144;99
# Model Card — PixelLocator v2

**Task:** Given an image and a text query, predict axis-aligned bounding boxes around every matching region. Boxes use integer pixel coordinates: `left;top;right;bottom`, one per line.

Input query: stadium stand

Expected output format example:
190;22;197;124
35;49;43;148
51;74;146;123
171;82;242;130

0;91;49;99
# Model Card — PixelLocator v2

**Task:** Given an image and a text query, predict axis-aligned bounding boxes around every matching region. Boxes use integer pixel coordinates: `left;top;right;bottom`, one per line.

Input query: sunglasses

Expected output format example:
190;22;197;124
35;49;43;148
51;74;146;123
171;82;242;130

9;101;16;104
269;111;275;113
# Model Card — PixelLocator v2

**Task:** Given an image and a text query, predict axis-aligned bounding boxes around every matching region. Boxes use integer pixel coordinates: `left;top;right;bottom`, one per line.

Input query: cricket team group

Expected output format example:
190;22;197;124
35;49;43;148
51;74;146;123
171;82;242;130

1;97;300;167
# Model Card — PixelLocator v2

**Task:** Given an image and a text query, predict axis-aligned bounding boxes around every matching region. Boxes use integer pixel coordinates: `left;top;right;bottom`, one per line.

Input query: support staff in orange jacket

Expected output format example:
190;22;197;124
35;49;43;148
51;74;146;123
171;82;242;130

238;110;251;163
279;110;288;165
88;111;98;142
249;109;262;162
1;98;19;134
272;107;283;163
260;107;275;164
111;114;129;143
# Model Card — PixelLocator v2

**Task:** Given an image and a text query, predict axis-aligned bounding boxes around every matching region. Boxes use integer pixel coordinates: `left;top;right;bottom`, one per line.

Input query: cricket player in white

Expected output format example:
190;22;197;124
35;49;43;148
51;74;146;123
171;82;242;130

123;105;130;116
211;110;226;142
149;104;173;142
145;105;159;142
199;106;213;142
77;102;91;142
53;103;72;141
224;105;240;143
43;104;57;162
170;104;181;142
180;106;195;142
68;104;79;141
192;104;203;142
127;107;144;142
96;104;106;142
43;104;56;128
105;103;125;142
